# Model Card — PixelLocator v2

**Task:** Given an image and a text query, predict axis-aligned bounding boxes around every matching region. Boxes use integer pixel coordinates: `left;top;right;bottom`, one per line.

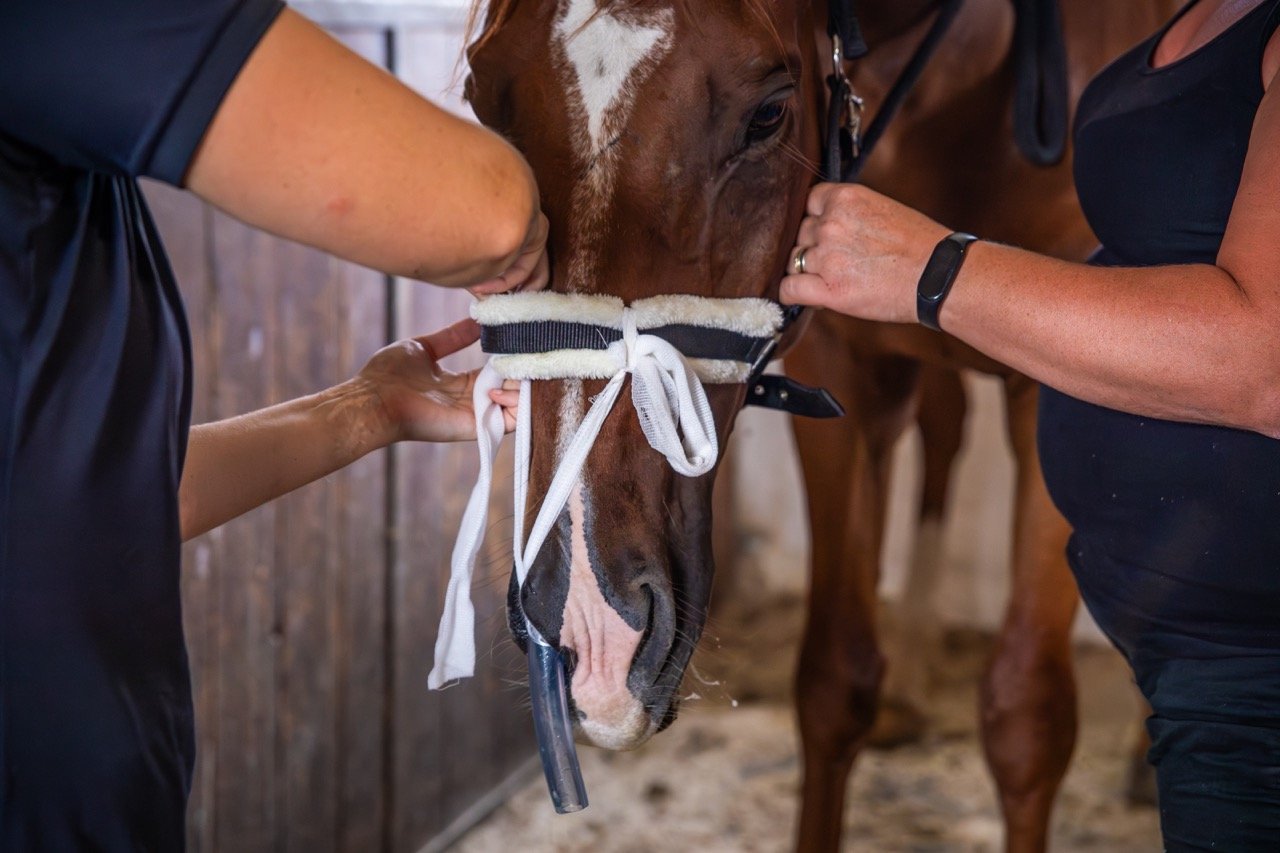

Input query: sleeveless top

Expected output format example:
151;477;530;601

1038;0;1280;668
1038;8;1280;844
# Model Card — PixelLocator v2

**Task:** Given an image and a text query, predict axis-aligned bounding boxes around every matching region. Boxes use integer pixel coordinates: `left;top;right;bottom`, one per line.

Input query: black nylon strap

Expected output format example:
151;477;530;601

1011;0;1069;166
481;320;775;364
824;0;1069;181
482;320;617;354
835;0;965;184
828;0;869;58
823;72;850;184
748;375;846;419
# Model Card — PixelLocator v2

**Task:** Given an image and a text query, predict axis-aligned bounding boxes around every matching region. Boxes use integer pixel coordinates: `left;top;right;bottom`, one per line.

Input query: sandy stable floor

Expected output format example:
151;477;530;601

455;596;1160;852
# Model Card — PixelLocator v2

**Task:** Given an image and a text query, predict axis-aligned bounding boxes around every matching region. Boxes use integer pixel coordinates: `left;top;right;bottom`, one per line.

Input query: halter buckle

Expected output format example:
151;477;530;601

846;90;865;159
831;34;865;159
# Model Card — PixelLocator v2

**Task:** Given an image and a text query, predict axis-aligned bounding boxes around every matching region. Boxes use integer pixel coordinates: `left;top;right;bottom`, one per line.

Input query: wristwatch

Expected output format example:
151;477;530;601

916;232;979;332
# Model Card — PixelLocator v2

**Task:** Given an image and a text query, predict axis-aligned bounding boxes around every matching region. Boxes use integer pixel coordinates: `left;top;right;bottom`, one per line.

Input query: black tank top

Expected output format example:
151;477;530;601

1038;0;1280;658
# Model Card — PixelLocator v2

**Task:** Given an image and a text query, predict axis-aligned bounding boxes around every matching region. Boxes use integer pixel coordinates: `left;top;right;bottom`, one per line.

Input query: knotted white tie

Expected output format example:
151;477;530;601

428;312;719;688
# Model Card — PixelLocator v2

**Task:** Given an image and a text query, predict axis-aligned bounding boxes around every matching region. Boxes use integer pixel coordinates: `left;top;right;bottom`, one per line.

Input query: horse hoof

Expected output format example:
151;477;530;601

867;697;929;750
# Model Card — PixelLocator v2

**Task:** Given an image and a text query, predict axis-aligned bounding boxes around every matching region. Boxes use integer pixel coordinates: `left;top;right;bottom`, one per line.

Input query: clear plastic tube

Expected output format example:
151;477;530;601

526;635;588;814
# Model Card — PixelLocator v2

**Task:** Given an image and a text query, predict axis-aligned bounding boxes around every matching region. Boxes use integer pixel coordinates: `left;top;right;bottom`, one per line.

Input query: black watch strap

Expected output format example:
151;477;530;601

916;232;978;331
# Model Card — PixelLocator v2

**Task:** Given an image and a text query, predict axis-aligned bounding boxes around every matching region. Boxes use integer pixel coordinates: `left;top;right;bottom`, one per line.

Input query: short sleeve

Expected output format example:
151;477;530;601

0;0;285;184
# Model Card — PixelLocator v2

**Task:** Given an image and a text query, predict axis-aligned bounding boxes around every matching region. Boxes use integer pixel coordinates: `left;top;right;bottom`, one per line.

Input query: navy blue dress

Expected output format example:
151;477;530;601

1038;1;1280;848
0;0;281;848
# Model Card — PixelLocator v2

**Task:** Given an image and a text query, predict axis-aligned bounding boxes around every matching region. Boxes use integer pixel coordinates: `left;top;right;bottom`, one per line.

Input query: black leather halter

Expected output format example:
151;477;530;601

743;303;845;418
822;0;1070;184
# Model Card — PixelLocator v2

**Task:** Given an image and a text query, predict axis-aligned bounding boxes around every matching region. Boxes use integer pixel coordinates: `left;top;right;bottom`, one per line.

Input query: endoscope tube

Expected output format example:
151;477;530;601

527;636;588;814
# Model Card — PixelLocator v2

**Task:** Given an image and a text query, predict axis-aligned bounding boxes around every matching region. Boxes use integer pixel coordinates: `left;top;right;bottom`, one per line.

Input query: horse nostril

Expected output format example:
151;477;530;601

637;583;657;647
629;580;679;693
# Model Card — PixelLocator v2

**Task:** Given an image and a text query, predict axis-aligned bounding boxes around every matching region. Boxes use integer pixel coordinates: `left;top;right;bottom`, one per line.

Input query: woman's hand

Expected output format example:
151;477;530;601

468;210;551;297
781;183;949;324
359;319;520;443
180;320;520;539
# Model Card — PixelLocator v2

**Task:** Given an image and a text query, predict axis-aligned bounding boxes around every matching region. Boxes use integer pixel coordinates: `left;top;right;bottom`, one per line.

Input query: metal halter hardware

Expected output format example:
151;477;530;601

831;33;865;160
823;0;966;184
823;0;1070;184
744;304;844;419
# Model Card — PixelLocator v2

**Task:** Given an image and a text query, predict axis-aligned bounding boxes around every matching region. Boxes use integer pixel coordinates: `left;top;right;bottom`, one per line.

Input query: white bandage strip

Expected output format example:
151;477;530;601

428;312;719;688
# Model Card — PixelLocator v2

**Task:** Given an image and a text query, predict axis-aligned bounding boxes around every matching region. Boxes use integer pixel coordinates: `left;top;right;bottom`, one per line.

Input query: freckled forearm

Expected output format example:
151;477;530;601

941;242;1280;433
185;9;537;287
178;380;390;540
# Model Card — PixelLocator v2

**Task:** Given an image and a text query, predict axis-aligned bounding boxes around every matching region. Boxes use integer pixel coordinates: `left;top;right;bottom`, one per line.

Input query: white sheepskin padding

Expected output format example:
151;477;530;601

490;350;750;384
472;292;625;328
473;293;784;337
475;293;781;385
490;350;622;380
629;295;783;337
685;358;752;384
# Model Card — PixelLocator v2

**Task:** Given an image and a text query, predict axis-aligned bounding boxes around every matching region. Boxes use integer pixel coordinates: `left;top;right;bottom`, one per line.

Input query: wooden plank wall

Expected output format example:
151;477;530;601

144;5;535;851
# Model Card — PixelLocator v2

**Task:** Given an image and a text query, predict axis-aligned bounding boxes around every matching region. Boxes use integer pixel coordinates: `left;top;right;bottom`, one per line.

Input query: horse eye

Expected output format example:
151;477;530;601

745;98;789;145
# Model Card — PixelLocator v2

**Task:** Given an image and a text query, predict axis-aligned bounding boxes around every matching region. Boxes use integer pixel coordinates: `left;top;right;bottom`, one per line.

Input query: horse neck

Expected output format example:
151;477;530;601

839;0;945;45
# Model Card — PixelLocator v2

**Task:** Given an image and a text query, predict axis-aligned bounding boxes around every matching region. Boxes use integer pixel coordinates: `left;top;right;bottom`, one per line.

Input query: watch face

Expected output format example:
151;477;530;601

920;239;965;301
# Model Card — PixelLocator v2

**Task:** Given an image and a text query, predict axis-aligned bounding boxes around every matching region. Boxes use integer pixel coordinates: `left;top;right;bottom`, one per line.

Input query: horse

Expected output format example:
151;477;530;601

462;0;1174;849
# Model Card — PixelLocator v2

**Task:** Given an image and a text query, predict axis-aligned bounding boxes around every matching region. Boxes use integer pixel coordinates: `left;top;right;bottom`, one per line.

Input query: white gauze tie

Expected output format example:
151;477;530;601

428;311;718;688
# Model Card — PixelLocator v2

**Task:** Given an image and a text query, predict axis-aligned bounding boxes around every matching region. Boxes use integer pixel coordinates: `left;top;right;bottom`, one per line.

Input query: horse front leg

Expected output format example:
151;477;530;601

789;335;919;853
873;364;969;747
981;374;1078;853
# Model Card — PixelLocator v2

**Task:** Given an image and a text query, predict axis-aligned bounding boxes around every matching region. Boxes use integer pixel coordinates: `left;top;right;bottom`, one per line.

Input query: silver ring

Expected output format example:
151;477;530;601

792;247;808;276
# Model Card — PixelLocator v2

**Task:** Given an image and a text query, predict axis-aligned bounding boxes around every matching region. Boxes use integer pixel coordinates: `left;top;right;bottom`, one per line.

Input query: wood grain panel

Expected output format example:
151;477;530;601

328;28;395;853
208;211;282;851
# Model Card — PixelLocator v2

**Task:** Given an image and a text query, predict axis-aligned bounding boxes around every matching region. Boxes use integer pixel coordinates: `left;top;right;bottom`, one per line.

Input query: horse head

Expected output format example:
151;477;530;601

465;0;824;750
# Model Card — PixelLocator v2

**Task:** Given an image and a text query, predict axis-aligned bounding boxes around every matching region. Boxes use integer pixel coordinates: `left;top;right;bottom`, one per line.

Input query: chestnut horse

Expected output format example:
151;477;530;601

463;0;1173;849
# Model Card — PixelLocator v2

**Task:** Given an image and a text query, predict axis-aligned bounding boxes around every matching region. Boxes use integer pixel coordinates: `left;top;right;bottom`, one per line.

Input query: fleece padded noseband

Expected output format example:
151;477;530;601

471;292;784;385
427;292;842;691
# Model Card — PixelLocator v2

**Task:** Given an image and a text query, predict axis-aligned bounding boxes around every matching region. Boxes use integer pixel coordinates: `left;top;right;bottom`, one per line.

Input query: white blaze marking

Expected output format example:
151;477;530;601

542;3;671;747
553;1;675;292
555;0;673;154
555;379;585;463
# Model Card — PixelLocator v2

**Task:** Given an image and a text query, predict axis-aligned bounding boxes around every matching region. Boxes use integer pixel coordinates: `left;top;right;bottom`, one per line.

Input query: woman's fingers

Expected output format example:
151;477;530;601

415;318;480;360
807;181;840;216
488;387;521;433
468;211;550;297
525;243;550;292
795;216;821;249
488;388;520;408
780;272;836;310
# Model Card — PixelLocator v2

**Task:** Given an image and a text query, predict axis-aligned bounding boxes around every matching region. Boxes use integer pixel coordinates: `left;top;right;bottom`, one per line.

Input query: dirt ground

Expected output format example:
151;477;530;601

454;596;1160;852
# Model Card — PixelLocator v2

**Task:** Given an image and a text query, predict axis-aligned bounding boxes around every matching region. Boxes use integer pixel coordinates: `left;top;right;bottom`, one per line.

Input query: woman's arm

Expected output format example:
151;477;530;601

782;59;1280;438
184;8;540;288
178;321;518;540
